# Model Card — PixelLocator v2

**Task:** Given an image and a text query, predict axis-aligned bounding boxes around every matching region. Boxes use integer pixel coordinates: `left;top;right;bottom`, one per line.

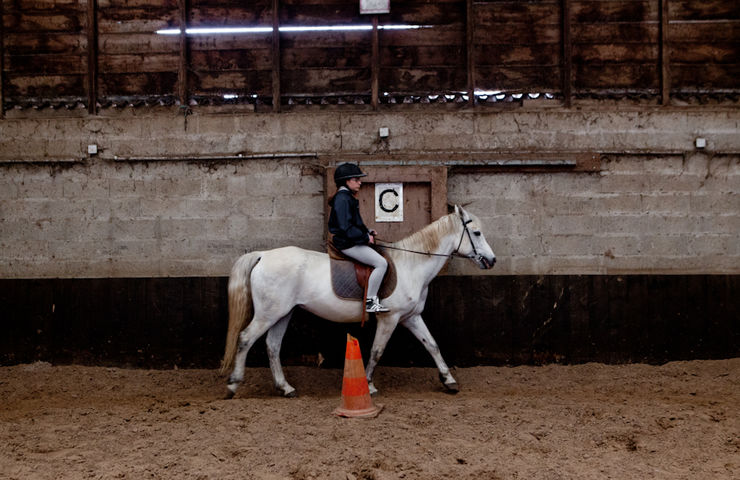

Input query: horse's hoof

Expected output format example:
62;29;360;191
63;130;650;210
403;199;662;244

225;383;238;399
443;381;460;394
439;373;459;394
368;383;378;396
276;385;297;398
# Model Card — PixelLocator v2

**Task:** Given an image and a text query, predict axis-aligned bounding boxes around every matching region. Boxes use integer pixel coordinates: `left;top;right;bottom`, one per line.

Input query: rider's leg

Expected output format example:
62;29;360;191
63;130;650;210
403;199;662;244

340;245;388;299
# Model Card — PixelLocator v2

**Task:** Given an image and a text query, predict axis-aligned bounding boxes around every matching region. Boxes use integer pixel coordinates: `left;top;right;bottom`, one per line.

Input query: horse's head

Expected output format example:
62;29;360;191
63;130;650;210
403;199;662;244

454;205;496;269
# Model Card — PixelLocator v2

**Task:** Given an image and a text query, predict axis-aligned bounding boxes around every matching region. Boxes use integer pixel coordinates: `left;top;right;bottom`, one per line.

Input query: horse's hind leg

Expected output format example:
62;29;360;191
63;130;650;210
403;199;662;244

402;315;459;393
226;316;277;397
265;313;296;397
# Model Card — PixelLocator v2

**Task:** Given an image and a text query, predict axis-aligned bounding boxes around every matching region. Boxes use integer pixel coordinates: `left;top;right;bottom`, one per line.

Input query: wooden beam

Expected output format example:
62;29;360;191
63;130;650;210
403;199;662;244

272;0;281;112
659;0;671;105
561;0;572;108
177;0;188;107
371;15;379;110
466;0;475;107
87;0;98;114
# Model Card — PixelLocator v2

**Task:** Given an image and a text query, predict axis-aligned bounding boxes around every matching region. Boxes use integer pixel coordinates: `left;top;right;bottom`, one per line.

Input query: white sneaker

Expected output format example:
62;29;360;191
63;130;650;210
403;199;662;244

365;296;390;313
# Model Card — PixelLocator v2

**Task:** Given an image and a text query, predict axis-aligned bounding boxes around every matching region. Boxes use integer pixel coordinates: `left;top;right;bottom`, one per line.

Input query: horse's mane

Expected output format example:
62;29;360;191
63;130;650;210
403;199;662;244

391;212;459;259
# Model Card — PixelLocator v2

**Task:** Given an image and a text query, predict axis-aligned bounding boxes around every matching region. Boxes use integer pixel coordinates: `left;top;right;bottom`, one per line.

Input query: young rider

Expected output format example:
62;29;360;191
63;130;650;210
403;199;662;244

328;163;390;313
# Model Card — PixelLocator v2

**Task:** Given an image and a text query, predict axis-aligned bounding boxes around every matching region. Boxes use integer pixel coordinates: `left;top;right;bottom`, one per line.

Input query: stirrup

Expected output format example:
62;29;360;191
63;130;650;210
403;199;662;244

365;296;390;313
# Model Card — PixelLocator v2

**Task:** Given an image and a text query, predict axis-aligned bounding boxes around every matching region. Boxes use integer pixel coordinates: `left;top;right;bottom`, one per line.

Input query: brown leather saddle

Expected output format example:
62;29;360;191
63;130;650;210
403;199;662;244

327;242;397;324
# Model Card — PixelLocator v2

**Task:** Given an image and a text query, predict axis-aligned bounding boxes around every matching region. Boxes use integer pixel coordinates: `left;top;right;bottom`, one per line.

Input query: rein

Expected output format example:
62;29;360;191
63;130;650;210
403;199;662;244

374;242;456;258
375;217;477;261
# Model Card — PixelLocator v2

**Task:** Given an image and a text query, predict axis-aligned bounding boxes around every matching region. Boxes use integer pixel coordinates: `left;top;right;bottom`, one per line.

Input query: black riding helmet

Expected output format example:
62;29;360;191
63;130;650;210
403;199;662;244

334;163;367;187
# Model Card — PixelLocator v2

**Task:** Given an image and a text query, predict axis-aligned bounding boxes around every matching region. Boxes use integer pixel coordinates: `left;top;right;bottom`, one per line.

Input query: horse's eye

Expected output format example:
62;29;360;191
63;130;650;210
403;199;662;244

473;231;481;236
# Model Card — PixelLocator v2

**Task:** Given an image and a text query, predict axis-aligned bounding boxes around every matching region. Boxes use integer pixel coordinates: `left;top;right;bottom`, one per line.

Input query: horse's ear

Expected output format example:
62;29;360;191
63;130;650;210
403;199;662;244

450;203;473;217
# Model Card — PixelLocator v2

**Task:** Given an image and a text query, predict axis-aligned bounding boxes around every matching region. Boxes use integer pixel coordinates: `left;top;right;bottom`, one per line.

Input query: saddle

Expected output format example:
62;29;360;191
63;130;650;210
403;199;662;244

327;242;397;325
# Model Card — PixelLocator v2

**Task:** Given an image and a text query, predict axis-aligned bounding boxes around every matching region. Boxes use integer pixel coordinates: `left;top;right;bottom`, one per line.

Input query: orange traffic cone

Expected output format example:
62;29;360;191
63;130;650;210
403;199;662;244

333;334;382;418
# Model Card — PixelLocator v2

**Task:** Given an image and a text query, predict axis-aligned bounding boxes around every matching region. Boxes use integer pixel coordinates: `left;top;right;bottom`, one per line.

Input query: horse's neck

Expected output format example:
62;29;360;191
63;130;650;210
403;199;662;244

393;217;460;284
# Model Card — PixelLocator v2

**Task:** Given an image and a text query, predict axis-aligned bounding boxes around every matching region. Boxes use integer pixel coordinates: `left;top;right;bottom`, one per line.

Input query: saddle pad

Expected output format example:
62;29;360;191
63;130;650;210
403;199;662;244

331;260;365;300
330;253;397;301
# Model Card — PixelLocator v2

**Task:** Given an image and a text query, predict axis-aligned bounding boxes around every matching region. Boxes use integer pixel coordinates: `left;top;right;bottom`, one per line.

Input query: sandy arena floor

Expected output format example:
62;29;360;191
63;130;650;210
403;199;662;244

1;359;738;480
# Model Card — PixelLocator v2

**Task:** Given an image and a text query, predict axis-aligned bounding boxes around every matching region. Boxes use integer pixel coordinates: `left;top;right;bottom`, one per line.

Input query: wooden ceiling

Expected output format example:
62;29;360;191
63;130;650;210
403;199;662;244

1;0;738;112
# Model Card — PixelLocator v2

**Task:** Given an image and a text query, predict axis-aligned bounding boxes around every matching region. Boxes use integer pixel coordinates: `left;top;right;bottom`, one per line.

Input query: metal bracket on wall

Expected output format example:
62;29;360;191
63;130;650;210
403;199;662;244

0;157;85;165
326;153;601;173
111;153;318;162
448;153;601;173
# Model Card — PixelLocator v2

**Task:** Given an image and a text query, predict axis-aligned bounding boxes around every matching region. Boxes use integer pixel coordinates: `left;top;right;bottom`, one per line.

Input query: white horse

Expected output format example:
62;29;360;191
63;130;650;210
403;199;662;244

221;205;496;398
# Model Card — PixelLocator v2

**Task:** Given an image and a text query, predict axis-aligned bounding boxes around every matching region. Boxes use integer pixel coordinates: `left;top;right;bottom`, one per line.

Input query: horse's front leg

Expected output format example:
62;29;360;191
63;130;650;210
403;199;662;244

265;313;296;397
401;314;459;393
365;314;400;395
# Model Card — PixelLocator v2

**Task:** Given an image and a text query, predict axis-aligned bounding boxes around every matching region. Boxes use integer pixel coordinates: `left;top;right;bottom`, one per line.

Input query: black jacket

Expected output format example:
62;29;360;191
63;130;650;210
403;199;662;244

328;188;370;249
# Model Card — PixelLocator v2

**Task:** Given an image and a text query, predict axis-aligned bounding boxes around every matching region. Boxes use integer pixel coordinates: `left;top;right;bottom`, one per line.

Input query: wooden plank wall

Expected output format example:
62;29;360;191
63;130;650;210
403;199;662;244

1;275;738;367
2;0;87;102
280;0;369;97
380;0;466;95
188;0;272;99
1;0;738;107
97;0;179;99
571;0;661;94
474;0;562;94
669;0;740;92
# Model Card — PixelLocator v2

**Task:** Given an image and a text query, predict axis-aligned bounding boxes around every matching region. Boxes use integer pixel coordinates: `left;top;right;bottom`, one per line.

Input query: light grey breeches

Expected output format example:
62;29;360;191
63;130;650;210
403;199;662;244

341;245;388;299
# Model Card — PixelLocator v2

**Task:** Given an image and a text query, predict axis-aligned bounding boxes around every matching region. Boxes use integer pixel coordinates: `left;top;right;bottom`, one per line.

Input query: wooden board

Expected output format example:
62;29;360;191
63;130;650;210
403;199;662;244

190;49;273;70
671;64;740;89
4;32;87;55
5;53;87;74
4;74;85;98
381;67;466;93
188;70;272;94
99;32;178;54
282;46;370;68
282;68;370;95
474;44;561;66
575;64;659;89
669;43;739;63
571;0;659;23
670;0;740;21
1;275;737;368
381;45;464;68
98;72;178;95
476;66;562;91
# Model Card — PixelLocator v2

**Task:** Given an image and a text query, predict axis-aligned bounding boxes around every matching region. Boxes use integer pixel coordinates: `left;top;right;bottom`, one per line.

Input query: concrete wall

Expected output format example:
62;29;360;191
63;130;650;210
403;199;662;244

1;107;739;278
449;154;739;275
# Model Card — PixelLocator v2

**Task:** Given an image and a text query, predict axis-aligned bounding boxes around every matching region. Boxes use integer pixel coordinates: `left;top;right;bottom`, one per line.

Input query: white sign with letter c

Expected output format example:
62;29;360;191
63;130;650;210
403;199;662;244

375;183;403;222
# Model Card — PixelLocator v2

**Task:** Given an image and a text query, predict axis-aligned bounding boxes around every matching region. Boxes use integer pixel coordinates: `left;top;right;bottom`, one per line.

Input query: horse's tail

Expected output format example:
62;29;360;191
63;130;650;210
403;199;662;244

220;251;262;374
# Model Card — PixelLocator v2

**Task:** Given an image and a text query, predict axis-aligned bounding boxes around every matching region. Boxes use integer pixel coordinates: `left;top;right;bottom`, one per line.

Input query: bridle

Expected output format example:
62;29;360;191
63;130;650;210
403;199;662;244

376;215;484;262
455;217;491;267
456;218;481;260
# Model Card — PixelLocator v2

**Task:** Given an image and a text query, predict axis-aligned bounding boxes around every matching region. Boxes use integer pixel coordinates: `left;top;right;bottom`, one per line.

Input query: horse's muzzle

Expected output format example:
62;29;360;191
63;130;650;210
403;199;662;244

477;255;496;269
